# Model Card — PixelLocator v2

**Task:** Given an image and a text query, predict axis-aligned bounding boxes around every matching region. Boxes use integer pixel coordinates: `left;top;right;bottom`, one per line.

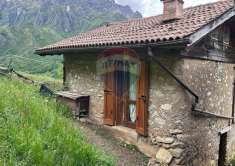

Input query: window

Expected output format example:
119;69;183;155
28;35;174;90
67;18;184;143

127;64;138;124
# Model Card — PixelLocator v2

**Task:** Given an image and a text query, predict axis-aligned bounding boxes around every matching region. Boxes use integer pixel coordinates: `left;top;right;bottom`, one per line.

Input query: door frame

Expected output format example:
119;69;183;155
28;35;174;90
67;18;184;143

114;69;138;129
102;48;149;136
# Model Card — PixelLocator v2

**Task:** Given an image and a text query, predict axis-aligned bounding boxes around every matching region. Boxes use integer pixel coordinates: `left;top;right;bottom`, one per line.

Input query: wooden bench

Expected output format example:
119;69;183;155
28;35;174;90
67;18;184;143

56;91;90;118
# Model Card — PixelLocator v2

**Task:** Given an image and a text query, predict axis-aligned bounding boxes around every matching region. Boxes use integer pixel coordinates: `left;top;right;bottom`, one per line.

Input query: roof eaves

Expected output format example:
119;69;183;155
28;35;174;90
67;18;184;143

188;6;235;46
35;38;190;56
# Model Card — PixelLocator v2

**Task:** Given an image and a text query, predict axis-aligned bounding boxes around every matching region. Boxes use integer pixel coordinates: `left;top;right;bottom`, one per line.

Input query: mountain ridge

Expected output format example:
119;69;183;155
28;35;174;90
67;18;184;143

0;0;142;76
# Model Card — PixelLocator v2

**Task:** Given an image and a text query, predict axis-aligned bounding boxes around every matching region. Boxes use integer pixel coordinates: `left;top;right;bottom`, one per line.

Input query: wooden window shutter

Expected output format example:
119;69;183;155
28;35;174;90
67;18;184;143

104;72;115;125
136;61;149;136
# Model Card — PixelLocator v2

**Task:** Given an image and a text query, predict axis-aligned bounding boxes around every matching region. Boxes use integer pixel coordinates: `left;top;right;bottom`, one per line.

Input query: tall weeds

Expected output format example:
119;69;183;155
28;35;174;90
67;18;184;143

0;77;115;166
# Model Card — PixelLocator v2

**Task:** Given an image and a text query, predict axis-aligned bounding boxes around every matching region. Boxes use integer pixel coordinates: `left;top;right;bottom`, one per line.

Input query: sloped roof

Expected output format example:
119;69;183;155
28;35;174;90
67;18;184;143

36;0;234;55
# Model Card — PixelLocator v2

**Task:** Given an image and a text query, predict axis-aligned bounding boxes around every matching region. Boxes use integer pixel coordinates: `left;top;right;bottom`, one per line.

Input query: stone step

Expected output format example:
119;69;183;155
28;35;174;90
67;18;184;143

104;125;157;158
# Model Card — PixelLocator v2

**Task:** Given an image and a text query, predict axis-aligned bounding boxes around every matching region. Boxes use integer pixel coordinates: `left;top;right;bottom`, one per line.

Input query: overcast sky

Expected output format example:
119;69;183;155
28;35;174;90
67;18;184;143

115;0;219;17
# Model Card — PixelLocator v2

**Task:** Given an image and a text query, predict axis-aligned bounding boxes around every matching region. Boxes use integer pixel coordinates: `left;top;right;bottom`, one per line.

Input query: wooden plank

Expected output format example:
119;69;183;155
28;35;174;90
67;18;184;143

104;72;115;126
56;91;88;100
189;8;235;46
136;61;149;136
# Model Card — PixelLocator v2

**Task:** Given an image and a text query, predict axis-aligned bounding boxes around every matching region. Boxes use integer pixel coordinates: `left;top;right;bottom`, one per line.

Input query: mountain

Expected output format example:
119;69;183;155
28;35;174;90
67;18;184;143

0;0;142;77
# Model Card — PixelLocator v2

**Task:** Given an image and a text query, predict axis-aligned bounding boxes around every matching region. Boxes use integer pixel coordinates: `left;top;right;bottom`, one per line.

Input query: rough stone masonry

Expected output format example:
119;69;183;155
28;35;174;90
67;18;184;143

63;52;235;166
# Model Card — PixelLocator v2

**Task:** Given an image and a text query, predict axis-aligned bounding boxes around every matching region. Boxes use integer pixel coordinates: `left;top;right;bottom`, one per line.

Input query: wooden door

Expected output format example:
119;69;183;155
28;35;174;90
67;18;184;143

104;72;115;125
136;61;149;136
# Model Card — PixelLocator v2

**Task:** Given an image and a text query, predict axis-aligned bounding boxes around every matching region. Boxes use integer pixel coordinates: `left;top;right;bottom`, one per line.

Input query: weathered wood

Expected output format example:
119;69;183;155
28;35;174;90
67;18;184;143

231;20;235;47
104;72;115;126
12;70;35;84
181;46;235;63
56;91;90;118
56;91;83;100
182;24;235;63
189;8;235;46
136;61;149;136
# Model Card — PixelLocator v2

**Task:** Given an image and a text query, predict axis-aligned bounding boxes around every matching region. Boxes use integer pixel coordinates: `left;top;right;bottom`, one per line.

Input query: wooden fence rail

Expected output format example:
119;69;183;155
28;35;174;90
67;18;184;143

0;67;55;96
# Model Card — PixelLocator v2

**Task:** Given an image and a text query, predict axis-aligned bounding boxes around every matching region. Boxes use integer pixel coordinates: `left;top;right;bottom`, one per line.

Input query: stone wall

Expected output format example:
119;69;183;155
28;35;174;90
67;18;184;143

64;53;104;124
182;59;235;165
64;52;235;166
147;56;191;166
148;57;235;166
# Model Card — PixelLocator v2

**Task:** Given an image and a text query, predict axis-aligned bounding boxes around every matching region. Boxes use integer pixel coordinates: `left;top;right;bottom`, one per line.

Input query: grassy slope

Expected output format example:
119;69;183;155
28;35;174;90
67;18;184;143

0;77;115;166
21;72;64;91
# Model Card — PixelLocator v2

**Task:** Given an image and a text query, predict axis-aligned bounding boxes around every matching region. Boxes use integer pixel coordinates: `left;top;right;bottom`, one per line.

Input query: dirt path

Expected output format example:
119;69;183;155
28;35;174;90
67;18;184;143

77;122;149;166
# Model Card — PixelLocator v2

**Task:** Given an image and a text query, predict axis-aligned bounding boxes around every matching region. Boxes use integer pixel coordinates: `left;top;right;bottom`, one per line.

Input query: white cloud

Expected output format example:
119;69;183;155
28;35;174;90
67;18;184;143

116;0;219;17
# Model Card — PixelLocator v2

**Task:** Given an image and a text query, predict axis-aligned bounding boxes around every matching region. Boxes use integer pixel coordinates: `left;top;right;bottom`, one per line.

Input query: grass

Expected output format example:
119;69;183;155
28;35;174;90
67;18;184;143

0;76;115;166
21;72;64;91
231;157;235;166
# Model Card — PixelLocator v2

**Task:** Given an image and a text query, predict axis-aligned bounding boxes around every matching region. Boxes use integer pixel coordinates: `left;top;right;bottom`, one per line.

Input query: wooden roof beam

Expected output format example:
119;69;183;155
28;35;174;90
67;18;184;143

188;7;235;46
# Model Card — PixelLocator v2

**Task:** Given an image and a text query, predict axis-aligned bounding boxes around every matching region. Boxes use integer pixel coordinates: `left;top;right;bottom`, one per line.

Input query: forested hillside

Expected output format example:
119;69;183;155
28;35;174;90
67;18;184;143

0;0;141;76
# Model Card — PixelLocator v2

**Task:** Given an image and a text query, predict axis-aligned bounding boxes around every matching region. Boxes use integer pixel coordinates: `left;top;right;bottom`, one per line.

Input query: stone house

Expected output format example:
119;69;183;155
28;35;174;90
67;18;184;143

36;0;235;165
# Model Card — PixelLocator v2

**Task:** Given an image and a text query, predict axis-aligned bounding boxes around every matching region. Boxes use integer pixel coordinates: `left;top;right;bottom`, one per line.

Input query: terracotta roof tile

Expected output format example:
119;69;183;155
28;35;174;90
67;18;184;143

36;0;234;54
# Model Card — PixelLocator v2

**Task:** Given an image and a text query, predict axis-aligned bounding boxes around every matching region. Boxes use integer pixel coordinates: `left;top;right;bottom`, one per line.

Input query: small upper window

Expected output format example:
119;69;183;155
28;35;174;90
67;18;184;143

209;25;230;51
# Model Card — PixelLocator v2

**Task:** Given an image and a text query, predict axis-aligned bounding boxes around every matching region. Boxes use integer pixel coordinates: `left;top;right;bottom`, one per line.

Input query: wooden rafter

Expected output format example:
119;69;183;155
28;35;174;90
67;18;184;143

188;8;235;46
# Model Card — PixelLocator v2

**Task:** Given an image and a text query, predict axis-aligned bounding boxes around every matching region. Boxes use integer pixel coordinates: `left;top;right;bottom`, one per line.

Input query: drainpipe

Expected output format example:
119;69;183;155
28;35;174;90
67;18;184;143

147;47;234;120
147;47;199;110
